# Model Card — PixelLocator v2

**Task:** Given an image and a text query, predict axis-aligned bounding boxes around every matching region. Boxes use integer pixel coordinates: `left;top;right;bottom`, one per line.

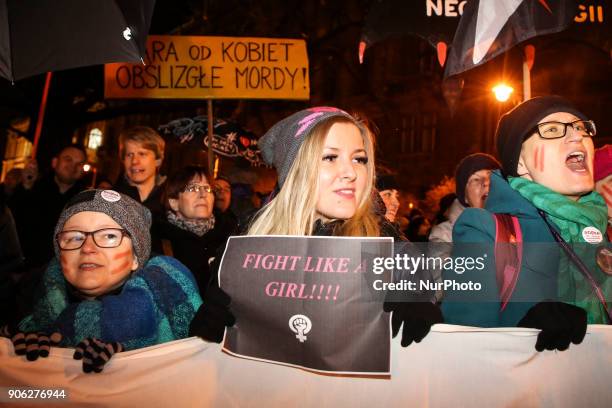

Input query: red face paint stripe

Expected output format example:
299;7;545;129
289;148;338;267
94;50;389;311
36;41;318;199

112;250;132;261
539;146;545;172
533;147;540;172
110;259;132;275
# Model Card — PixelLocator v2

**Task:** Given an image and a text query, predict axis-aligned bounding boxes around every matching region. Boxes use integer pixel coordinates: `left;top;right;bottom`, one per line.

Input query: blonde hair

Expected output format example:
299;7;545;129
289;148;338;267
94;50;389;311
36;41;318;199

247;116;380;237
119;126;166;161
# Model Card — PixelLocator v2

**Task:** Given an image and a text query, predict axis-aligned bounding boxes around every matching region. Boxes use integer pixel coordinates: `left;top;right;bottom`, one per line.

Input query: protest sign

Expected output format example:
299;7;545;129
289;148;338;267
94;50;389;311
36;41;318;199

219;235;393;375
104;36;309;100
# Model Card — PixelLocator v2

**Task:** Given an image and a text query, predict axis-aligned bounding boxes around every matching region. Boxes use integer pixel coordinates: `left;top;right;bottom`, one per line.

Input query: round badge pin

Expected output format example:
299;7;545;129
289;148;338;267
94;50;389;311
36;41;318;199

582;226;603;244
101;190;121;203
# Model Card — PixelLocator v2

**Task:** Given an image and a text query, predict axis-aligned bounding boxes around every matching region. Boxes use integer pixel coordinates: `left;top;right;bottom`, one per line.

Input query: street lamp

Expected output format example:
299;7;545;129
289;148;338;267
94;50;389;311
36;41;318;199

492;84;514;102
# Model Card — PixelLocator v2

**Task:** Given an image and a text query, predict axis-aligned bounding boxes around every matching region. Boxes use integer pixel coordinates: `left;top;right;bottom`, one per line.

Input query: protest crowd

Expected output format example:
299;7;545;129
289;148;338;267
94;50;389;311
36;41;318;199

1;95;610;374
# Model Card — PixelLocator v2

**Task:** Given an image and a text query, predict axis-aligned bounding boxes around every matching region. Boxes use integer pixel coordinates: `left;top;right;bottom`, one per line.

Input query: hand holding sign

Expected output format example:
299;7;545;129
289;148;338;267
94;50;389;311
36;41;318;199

189;281;236;343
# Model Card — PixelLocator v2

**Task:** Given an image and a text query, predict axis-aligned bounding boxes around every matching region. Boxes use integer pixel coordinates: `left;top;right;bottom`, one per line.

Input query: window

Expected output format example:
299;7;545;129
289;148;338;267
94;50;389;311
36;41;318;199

400;114;437;154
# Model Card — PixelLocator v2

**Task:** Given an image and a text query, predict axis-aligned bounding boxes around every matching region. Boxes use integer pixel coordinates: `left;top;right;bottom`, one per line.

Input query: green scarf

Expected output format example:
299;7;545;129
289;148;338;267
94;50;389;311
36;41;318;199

508;177;610;324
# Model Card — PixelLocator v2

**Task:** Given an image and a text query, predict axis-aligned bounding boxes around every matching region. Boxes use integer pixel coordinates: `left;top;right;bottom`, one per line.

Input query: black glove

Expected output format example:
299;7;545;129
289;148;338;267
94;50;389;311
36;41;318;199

189;284;236;343
383;301;443;347
518;301;587;352
73;337;123;373
1;324;62;361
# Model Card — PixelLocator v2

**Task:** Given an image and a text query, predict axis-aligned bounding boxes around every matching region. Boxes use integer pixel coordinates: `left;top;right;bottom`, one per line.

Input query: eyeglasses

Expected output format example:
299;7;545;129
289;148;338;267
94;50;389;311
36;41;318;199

56;228;130;250
183;184;213;194
531;120;596;140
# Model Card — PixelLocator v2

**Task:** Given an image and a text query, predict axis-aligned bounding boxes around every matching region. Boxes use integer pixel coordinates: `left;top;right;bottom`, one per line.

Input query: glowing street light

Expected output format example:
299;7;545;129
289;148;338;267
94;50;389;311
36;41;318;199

492;84;514;102
83;164;91;172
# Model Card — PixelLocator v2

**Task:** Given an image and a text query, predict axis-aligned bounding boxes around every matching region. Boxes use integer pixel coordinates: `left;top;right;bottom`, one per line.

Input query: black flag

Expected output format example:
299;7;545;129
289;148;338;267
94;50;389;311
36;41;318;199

445;0;578;77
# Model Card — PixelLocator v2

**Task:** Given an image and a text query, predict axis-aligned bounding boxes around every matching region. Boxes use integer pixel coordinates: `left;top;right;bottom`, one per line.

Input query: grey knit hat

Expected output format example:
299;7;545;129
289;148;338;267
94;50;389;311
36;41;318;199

259;107;354;187
54;189;152;266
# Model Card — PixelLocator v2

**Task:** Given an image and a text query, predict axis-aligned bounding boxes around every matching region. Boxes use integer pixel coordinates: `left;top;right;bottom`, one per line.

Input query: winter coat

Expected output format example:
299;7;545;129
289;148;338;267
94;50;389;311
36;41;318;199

428;199;465;244
10;176;86;266
18;256;203;351
0;204;23;327
427;199;465;302
152;218;229;293
114;175;166;221
441;171;559;327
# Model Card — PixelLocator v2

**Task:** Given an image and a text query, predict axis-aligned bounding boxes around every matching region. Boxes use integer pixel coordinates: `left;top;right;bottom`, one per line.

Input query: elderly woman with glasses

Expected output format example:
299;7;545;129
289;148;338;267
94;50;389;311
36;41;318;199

1;189;202;373
152;165;230;293
443;96;609;353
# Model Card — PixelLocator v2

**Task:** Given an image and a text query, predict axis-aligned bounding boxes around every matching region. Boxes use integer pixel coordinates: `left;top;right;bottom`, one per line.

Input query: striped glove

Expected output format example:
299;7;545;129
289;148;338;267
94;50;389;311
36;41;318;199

73;337;123;373
1;325;62;361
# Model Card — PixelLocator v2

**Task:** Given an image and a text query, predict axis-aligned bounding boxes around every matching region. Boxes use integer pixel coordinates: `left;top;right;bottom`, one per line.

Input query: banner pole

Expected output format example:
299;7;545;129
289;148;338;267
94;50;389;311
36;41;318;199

32;71;53;158
522;45;535;102
207;99;215;179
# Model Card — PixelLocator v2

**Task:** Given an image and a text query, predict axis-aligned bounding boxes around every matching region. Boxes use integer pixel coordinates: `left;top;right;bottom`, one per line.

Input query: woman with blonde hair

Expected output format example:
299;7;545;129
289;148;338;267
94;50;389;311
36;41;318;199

190;107;442;346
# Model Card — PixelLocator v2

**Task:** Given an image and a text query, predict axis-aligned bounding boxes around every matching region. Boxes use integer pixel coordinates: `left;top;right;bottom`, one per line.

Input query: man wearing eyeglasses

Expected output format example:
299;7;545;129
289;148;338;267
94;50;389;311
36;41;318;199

443;96;610;353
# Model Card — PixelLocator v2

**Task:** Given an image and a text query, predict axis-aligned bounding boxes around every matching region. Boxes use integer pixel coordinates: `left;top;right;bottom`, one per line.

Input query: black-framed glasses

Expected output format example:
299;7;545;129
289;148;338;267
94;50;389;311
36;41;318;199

56;228;130;250
531;119;596;140
183;184;213;194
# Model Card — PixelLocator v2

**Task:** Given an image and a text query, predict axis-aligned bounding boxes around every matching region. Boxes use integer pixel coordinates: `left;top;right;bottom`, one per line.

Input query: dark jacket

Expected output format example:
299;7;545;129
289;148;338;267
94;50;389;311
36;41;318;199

442;171;559;327
114;175;165;220
213;207;239;239
10;176;86;267
0;202;23;327
152;218;230;293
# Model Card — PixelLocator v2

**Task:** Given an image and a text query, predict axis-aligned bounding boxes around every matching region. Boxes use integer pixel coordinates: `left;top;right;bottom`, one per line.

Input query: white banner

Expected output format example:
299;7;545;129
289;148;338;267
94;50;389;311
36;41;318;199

1;325;611;407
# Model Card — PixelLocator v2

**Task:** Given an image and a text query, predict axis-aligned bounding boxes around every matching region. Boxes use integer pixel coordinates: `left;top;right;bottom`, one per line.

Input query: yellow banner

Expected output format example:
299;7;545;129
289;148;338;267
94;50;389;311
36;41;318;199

104;36;309;100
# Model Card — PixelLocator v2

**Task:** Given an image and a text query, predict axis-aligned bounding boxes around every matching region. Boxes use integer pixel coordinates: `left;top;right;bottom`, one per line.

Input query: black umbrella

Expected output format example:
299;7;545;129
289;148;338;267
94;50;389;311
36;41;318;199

360;0;463;66
0;0;155;82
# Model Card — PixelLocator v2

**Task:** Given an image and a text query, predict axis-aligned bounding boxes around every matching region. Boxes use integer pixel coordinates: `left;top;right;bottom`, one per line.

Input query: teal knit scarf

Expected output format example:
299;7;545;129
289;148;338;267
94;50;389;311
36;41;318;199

509;177;610;323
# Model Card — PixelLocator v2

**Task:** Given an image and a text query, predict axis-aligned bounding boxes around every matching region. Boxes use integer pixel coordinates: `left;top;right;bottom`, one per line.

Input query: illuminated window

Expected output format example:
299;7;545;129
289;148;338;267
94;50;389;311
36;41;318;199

88;128;103;150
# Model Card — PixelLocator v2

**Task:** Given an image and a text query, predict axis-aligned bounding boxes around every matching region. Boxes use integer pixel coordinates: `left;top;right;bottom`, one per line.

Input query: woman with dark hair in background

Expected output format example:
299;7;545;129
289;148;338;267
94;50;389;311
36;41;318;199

154;165;230;292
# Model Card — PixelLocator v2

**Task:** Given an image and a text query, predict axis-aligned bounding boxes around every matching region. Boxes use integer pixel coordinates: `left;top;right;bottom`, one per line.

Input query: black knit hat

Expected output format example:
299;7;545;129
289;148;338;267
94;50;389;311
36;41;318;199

376;174;399;191
259;107;354;188
495;96;587;177
455;153;501;206
54;189;152;266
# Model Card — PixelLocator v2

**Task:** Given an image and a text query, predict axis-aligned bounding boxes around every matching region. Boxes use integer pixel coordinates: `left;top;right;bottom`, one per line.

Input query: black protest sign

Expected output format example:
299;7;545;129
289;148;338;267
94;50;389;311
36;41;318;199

219;236;393;374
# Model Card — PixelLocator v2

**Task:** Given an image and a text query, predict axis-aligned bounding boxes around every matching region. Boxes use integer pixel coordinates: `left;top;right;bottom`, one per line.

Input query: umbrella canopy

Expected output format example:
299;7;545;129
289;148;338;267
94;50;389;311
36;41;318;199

158;116;266;167
360;0;463;66
0;0;155;82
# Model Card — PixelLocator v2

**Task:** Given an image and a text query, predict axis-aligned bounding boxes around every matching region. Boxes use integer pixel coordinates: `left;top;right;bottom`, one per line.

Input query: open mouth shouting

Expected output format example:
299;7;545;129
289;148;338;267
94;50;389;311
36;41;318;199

565;150;588;173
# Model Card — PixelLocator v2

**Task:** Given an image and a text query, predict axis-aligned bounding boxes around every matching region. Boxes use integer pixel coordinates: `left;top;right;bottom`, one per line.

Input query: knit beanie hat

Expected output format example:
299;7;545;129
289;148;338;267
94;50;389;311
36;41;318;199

594;144;612;182
455;153;501;206
376;174;399;191
259;107;354;188
495;96;587;176
54;189;152;266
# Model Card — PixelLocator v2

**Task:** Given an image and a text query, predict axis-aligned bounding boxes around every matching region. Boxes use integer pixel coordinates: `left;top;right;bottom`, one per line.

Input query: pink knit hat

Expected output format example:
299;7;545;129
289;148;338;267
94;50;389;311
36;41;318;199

594;144;612;182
